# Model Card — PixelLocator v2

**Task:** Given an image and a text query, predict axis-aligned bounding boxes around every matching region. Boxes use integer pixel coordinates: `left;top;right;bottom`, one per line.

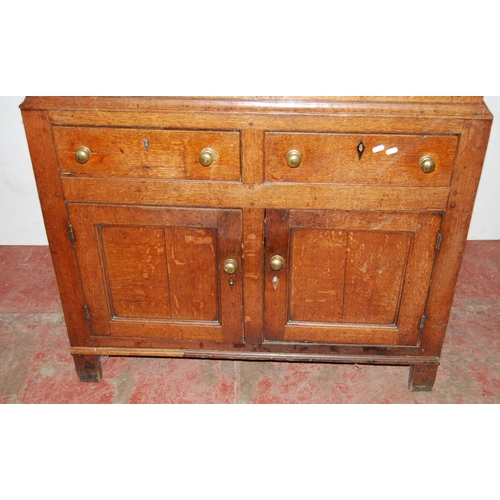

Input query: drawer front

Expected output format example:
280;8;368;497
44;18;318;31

53;126;241;181
265;133;458;186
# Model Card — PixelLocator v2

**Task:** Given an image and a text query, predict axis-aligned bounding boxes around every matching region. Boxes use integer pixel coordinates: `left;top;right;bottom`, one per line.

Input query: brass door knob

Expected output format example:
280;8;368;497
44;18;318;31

270;255;284;271
199;147;220;166
223;258;238;275
419;155;436;174
286;150;302;168
75;146;91;164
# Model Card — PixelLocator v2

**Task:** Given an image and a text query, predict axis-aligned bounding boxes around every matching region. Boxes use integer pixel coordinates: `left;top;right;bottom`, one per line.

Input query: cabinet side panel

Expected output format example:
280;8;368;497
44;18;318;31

422;119;493;355
21;109;90;346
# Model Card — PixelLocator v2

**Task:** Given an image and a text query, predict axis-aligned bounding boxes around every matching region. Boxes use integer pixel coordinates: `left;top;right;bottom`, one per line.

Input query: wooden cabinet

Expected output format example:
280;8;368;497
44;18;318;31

21;96;493;391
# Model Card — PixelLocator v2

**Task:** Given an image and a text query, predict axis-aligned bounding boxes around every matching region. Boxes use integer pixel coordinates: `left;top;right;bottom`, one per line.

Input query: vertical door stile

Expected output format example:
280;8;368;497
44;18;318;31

263;209;290;341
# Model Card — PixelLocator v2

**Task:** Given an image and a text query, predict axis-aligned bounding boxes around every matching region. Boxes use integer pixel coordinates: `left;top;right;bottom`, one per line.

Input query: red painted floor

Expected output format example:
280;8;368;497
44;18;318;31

1;241;499;403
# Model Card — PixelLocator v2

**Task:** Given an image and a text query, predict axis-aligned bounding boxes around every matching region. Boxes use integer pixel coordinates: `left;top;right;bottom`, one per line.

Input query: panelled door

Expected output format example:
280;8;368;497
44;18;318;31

68;204;243;343
264;209;442;346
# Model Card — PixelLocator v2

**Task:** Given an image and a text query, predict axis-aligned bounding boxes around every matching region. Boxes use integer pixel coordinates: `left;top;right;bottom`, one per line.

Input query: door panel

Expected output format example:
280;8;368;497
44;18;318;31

68;204;243;343
264;210;442;346
290;229;346;322
342;231;410;324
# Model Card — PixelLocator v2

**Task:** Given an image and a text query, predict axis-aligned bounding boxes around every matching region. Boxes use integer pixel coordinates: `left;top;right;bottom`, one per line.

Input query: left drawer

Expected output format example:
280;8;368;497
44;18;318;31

53;126;241;181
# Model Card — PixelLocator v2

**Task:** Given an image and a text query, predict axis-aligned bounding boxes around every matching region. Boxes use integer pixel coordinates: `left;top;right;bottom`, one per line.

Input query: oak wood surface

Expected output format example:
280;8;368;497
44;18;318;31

21;109;91;346
60;178;451;212
20;96;487;113
54;126;241;182
69;345;440;366
46;110;468;135
68;204;243;343
265;133;458;186
421;119;493;356
21;96;493;390
265;210;442;345
242;208;264;344
72;354;102;383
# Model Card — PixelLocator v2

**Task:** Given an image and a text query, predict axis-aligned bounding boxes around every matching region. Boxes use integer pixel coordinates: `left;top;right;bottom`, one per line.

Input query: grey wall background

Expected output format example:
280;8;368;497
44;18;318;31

1;96;499;245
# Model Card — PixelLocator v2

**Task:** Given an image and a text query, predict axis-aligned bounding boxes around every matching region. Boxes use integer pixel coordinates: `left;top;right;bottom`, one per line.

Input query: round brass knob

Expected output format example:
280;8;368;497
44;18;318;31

419;155;436;174
199;148;220;167
270;255;284;271
75;146;91;164
223;258;238;275
286;150;302;168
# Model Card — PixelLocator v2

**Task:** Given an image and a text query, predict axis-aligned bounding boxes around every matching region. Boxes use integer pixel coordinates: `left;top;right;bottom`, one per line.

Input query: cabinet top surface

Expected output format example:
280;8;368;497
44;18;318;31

20;96;493;121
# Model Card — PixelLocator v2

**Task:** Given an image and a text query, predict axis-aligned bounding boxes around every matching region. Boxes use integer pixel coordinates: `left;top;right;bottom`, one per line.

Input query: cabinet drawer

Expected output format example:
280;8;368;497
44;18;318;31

53;126;241;181
265;132;458;186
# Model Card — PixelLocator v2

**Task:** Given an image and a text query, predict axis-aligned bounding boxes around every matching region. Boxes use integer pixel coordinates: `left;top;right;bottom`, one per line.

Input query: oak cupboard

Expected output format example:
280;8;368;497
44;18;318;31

21;96;493;391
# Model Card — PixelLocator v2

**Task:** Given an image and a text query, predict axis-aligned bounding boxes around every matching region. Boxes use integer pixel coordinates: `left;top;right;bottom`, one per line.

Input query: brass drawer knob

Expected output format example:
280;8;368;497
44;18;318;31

270;255;284;271
286;150;302;168
419;155;436;174
199;147;220;167
75;146;91;164
223;258;238;275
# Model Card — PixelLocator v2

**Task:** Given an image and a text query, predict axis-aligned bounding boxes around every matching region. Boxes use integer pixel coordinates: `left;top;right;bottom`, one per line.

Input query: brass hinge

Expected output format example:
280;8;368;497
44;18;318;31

419;314;427;331
435;233;442;252
68;224;76;244
83;305;91;323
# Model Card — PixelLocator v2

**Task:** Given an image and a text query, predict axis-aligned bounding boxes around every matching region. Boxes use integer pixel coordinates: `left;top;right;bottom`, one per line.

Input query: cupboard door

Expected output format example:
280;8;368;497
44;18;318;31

264;210;442;346
68;204;243;343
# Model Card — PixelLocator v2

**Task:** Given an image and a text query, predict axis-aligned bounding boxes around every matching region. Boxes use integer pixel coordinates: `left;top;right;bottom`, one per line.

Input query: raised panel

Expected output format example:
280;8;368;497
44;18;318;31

164;228;217;321
290;229;346;322
342;231;410;324
101;226;171;319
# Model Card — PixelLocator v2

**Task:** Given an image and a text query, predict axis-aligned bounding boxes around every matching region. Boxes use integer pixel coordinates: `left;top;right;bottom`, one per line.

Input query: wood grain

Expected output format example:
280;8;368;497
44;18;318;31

20;95;486;112
21;97;493;390
265;210;442;345
241;129;264;184
46;110;468;135
101;226;171;319
21;109;91;346
68;204;243;342
242;208;264;344
165;228;218;321
421;119;493;355
342;231;409;324
61;178;451;212
263;210;290;341
289;229;346;322
265;133;458;186
69;345;440;366
53;126;241;182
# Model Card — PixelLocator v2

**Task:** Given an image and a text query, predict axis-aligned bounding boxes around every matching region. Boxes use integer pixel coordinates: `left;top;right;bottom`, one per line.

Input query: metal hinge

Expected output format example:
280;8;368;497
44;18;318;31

419;314;427;331
83;305;91;323
435;233;442;252
68;224;76;244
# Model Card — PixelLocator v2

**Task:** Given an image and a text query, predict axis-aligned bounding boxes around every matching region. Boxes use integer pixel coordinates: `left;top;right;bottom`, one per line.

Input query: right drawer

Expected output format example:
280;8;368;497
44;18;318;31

265;133;458;186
